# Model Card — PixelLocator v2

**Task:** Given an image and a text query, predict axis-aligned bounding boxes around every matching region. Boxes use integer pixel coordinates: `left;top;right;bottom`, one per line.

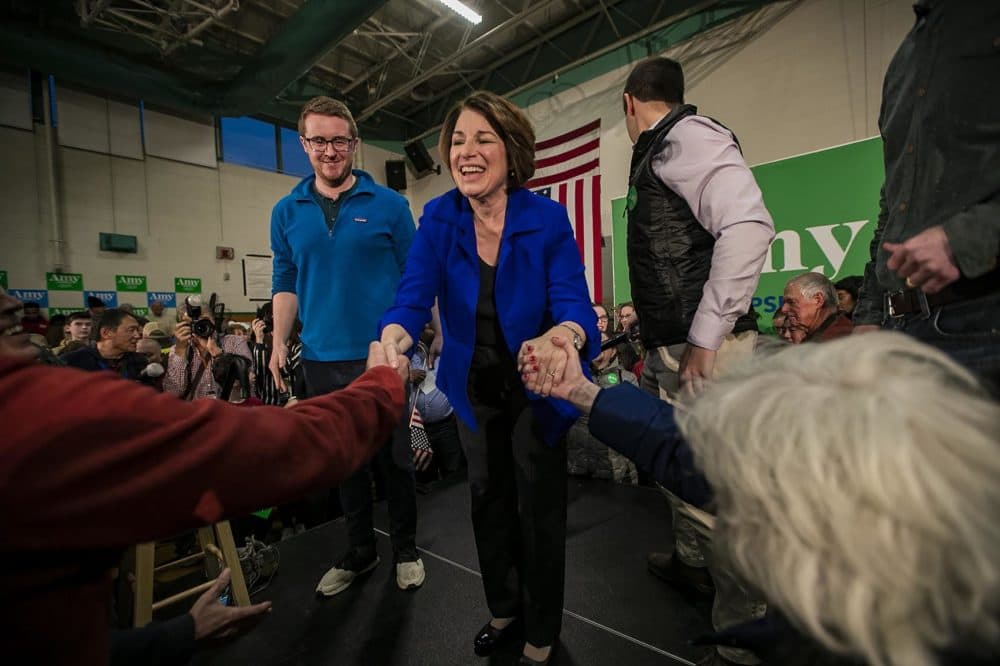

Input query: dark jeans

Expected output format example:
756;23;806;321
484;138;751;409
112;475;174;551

883;289;1000;397
302;359;417;559
457;346;568;647
423;413;465;480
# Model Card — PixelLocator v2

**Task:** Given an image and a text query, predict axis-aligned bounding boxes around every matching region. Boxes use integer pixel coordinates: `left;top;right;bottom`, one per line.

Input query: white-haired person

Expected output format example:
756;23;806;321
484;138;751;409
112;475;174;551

531;332;1000;666
780;271;852;343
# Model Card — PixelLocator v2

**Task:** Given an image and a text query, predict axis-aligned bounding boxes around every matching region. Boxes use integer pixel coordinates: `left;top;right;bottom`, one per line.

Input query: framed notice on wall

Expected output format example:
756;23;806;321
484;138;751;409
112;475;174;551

243;254;272;302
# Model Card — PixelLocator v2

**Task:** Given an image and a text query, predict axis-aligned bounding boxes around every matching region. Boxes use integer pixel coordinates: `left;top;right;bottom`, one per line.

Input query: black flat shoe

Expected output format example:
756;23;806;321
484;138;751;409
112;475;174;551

473;618;520;657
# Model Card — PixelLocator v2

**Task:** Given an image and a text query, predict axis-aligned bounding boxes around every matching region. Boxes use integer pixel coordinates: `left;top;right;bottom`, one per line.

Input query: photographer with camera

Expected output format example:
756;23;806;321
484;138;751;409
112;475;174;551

163;295;252;401
249;301;302;406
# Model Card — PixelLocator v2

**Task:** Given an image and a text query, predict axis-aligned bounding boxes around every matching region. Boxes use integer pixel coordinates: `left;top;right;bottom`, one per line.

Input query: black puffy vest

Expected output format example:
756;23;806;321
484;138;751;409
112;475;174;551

626;104;758;349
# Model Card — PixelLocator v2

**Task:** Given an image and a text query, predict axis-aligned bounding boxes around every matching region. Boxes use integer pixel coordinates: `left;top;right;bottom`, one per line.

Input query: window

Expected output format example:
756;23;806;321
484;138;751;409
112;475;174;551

220;116;277;171
280;126;312;177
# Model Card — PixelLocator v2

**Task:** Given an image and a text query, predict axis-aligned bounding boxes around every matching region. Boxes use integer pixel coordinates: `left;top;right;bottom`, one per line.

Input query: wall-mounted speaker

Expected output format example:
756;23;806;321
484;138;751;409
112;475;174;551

385;160;407;191
403;140;440;179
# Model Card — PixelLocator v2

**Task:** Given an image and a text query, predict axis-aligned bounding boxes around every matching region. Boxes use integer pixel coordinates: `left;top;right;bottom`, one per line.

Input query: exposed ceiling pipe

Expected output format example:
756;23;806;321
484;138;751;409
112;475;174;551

356;0;563;123
40;80;66;272
0;0;387;121
161;0;238;56
219;0;390;112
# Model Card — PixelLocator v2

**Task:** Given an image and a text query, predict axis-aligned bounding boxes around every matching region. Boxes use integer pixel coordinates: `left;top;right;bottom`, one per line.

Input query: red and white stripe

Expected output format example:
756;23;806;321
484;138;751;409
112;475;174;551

526;120;603;301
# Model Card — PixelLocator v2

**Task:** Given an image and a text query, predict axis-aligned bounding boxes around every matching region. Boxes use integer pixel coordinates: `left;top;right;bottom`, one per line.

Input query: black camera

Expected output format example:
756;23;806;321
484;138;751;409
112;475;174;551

255;304;274;335
191;318;216;339
185;296;217;339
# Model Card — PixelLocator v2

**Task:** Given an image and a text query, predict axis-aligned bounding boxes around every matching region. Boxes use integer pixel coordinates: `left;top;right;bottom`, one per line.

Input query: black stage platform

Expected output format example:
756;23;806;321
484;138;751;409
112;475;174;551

193;477;713;665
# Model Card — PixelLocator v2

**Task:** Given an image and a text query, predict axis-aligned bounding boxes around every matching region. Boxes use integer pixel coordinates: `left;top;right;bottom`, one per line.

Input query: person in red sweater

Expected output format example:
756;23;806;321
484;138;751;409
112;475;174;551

0;287;409;665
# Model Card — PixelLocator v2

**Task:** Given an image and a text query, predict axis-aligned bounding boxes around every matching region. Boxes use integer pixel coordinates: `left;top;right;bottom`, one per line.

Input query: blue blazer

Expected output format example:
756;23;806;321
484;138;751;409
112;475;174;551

380;187;600;444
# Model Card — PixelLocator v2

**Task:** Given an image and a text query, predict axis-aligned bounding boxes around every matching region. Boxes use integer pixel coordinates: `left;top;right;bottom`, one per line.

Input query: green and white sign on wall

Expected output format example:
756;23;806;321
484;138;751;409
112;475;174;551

611;137;884;331
174;277;202;294
116;274;148;292
0;270;6;290
750;137;882;326
49;307;83;317
46;271;84;291
132;307;150;317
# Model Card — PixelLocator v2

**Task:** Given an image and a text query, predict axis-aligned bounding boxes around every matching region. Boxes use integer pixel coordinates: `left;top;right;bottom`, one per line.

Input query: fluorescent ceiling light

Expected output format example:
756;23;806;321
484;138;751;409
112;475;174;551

435;0;482;25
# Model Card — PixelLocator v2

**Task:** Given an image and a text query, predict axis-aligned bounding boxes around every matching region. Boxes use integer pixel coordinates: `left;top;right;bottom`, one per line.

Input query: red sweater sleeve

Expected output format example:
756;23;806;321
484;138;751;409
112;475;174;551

1;358;405;551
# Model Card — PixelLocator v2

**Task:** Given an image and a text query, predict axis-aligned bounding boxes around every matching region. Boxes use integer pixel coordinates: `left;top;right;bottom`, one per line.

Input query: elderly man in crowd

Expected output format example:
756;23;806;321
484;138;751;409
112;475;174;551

780;272;852;344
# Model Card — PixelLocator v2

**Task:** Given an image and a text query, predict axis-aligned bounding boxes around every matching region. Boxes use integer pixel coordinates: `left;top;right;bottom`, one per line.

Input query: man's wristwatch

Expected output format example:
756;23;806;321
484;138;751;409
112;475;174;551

558;324;584;351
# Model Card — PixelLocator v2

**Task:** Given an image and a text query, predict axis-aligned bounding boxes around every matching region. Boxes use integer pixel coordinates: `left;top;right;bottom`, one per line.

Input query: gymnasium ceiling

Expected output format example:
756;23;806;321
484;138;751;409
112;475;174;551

0;0;781;143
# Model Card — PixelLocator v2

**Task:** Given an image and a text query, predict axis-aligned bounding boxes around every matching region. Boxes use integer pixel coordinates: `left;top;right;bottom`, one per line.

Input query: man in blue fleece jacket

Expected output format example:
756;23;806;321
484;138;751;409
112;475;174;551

270;96;424;595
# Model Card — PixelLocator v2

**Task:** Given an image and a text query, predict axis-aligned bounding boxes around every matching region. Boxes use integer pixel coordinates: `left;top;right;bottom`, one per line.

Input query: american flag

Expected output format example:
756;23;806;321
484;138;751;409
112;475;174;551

527;119;603;301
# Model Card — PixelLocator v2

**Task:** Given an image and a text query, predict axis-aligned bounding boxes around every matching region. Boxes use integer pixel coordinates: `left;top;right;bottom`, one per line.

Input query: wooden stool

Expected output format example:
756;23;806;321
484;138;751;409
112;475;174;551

132;520;251;627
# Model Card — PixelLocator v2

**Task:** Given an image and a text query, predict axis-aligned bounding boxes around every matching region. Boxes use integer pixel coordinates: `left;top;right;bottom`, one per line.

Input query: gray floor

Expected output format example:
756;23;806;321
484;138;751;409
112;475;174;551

193;476;714;666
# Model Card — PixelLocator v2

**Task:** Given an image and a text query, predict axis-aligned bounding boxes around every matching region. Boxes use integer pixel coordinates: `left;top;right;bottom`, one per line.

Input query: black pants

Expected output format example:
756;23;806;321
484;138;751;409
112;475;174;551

458;347;568;647
423;413;465;480
302;359;417;559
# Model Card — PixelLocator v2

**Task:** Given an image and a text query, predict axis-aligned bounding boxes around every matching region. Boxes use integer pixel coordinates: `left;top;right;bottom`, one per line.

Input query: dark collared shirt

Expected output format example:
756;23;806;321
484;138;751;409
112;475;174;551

854;1;1000;325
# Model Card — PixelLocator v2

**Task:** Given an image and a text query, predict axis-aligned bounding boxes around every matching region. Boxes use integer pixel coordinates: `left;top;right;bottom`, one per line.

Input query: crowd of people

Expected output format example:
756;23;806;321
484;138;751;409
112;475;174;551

2;3;998;665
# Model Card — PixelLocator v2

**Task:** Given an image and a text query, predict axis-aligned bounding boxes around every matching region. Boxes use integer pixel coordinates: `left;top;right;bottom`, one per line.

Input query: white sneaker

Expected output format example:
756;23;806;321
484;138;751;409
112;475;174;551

316;551;380;596
396;558;425;590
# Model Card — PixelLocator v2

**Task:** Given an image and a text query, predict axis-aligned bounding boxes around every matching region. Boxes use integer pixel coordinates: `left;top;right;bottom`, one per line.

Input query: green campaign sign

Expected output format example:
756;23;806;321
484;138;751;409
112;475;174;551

49;307;83;317
611;137;884;331
133;307;149;317
751;137;882;328
116;274;148;292
0;270;7;289
174;277;202;293
46;271;84;291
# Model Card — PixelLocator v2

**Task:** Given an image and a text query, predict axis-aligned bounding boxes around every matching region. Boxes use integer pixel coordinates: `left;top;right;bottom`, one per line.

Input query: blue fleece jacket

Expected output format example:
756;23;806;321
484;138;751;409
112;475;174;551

271;171;415;361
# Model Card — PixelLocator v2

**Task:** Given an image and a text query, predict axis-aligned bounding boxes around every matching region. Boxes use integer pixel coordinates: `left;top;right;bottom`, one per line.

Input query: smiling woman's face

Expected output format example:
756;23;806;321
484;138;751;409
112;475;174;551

0;288;37;360
449;108;509;200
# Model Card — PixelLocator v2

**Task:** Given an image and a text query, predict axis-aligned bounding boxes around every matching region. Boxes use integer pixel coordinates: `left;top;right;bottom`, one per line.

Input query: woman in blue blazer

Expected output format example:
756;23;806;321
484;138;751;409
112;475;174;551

380;91;599;665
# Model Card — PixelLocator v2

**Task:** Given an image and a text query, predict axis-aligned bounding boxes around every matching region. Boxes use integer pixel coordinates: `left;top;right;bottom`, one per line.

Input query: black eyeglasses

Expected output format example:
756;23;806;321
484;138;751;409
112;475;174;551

301;135;357;153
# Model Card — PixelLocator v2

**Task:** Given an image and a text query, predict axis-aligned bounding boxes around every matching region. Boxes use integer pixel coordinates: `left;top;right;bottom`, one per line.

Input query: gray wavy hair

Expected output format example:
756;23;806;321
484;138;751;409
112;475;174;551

787;271;838;309
676;332;1000;665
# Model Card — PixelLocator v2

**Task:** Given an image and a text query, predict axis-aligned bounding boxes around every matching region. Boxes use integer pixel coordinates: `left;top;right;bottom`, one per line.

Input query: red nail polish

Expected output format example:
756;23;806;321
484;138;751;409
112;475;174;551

533;364;539;372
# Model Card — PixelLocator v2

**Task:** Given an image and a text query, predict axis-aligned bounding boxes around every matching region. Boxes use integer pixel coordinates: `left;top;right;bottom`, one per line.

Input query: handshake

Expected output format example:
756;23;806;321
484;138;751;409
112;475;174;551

372;324;591;404
516;335;587;401
365;340;411;383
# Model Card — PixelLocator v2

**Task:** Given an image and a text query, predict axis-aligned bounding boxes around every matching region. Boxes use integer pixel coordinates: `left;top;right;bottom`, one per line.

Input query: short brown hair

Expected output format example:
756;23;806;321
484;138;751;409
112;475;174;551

298;96;358;137
438;91;535;190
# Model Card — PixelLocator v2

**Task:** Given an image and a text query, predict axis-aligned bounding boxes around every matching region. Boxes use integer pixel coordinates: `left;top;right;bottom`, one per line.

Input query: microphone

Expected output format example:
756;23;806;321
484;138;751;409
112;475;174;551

600;324;640;351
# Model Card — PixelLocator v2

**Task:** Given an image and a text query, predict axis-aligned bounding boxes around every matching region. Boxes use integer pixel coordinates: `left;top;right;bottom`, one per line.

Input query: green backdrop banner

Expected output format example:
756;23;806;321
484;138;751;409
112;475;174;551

175;277;202;294
46;272;84;291
611;137;884;330
116;274;148;292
